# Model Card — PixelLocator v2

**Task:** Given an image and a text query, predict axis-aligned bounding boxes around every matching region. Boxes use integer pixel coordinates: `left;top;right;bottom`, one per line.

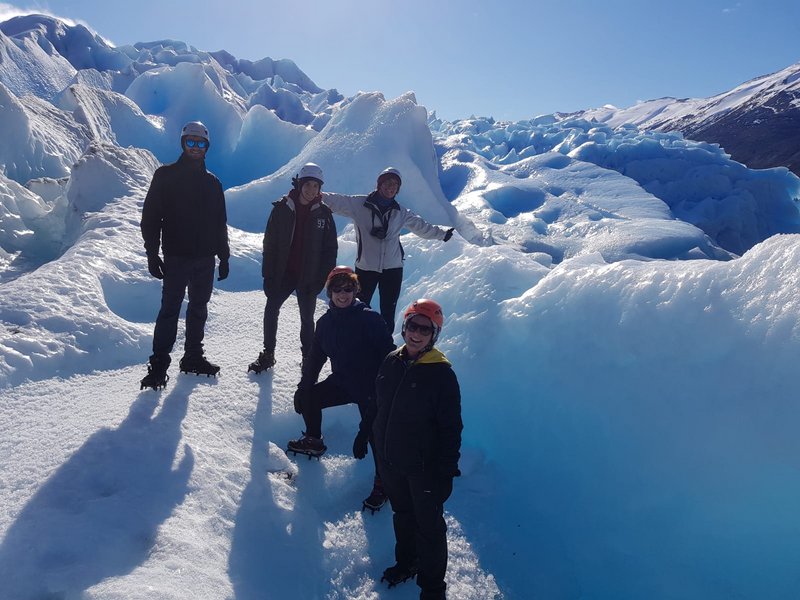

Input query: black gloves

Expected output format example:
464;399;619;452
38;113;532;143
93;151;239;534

262;278;269;296
147;254;164;279
217;258;229;281
352;430;369;459
293;387;310;415
443;228;454;242
438;476;454;504
425;468;458;504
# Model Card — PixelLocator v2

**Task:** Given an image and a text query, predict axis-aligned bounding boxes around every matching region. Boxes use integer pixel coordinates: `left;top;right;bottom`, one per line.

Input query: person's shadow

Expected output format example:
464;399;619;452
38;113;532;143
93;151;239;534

228;375;331;599
0;390;193;599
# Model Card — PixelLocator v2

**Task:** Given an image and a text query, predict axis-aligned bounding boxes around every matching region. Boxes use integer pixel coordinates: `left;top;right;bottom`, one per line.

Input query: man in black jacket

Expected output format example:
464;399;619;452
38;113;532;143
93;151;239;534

373;299;462;600
140;121;230;390
287;267;395;509
247;163;337;373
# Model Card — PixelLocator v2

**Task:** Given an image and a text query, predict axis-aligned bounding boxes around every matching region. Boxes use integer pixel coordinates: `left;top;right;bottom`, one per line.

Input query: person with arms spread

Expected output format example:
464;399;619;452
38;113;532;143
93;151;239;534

323;168;454;333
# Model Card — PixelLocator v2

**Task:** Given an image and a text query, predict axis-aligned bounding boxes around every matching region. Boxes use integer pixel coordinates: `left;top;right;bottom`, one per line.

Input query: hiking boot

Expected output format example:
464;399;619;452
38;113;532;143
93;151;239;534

247;349;275;373
140;362;169;390
179;354;220;376
362;476;388;513
286;432;327;458
381;562;419;588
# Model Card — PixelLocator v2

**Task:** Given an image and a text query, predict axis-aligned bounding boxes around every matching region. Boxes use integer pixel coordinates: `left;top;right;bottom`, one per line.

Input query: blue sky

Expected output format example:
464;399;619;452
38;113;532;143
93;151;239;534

1;0;798;121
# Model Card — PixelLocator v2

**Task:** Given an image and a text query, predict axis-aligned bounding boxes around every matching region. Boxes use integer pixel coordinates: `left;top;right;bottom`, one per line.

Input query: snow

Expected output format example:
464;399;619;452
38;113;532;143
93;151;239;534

1;12;800;600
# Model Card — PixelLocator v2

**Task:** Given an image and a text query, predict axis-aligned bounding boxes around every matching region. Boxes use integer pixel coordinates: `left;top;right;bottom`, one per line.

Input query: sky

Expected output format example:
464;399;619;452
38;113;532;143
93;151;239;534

1;0;799;121
3;23;800;596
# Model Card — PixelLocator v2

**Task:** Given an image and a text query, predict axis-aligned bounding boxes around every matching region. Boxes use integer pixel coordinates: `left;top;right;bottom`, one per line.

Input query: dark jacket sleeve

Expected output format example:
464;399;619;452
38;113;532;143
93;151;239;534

434;367;463;478
140;169;164;256
320;207;338;289
216;178;230;260
262;205;279;281
369;311;396;360
357;312;396;436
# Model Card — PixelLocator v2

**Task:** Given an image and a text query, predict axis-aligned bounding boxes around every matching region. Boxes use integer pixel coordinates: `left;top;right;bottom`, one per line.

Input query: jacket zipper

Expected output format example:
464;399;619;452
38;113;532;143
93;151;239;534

383;358;410;466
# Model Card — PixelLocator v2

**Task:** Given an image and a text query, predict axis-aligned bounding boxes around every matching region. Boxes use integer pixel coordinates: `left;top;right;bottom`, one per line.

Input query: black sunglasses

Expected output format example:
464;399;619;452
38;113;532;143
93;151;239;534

184;139;208;148
331;286;355;294
405;321;434;336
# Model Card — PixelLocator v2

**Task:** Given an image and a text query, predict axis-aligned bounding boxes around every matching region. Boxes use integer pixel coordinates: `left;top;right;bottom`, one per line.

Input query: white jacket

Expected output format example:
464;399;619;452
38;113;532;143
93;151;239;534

323;191;447;272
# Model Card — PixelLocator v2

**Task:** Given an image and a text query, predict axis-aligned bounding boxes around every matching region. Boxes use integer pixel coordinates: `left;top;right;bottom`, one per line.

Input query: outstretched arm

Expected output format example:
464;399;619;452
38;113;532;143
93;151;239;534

401;208;450;240
321;192;365;218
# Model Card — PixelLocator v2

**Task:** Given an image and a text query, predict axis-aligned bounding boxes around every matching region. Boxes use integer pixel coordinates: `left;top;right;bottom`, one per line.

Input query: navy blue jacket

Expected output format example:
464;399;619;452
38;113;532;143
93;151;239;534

301;300;395;407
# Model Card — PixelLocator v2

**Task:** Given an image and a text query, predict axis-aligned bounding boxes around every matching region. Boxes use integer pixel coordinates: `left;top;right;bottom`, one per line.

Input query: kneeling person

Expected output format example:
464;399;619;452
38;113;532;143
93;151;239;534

287;267;395;505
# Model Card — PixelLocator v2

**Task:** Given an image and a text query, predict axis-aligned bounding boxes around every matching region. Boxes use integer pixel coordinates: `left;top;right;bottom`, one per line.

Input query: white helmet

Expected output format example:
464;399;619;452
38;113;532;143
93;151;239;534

181;121;210;143
377;167;402;189
298;163;324;185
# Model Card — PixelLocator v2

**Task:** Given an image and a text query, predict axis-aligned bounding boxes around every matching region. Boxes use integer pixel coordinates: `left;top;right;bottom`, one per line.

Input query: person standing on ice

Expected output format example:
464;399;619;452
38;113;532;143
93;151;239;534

247;163;338;373
322;168;454;333
286;266;396;509
139;121;230;390
372;299;462;599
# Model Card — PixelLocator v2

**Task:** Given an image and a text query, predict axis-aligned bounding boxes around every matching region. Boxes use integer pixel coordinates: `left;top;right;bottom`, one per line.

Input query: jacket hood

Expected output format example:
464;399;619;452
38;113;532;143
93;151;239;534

399;346;451;366
278;190;326;211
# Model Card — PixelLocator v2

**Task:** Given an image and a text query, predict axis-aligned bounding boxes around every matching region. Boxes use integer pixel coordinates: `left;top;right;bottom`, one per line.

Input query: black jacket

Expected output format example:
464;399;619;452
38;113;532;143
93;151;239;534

141;154;230;259
262;192;337;295
373;347;462;478
301;300;395;417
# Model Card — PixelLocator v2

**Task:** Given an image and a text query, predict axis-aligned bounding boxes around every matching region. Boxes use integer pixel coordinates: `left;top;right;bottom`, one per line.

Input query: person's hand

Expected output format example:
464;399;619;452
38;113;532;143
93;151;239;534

438;476;454;504
352;431;369;459
443;228;454;242
293;387;310;415
217;258;229;281
262;278;270;296
147;254;164;279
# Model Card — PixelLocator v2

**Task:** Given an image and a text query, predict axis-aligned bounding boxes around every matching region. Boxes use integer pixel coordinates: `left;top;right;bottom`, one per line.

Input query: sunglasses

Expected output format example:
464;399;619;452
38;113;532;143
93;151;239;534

331;286;355;294
184;139;208;148
405;321;434;336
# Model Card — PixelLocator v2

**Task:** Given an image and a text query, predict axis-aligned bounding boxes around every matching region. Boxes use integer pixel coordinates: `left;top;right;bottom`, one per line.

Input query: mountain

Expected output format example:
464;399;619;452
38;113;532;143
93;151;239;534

573;61;800;176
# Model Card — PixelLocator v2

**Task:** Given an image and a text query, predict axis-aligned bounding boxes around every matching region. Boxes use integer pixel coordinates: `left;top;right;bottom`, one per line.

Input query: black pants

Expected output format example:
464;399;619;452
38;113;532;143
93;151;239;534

151;255;215;362
355;267;403;333
379;461;451;599
263;281;317;358
302;376;379;472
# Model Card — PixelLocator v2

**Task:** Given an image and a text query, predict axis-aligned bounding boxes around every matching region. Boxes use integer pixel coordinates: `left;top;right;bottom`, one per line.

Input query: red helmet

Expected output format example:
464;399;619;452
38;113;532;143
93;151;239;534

326;265;354;284
325;265;359;296
402;298;444;344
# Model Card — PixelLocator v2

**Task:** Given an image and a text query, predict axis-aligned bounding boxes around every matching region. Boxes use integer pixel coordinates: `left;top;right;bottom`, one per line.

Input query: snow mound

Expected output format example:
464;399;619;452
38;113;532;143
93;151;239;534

0;143;160;387
433;115;800;256
227;92;480;241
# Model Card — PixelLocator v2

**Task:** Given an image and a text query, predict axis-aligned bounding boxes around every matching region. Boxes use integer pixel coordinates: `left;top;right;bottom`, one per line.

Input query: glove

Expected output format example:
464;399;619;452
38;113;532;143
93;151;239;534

293;387;310;415
352;431;369;459
443;228;454;242
438;476;454;504
217;258;229;281
262;278;270;296
147;254;164;279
